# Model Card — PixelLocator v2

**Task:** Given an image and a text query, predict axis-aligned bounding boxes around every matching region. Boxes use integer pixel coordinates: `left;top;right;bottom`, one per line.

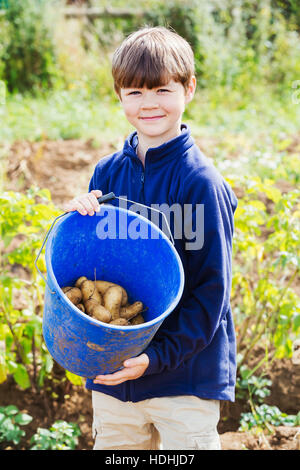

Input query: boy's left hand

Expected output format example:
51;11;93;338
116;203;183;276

93;353;149;386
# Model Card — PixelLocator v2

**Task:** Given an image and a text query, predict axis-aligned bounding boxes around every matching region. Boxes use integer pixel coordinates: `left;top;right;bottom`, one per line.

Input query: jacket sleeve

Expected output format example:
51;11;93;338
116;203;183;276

143;171;238;376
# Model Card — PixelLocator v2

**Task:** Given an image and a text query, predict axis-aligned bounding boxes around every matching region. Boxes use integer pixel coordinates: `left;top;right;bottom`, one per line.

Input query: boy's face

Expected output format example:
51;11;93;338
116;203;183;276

119;77;196;146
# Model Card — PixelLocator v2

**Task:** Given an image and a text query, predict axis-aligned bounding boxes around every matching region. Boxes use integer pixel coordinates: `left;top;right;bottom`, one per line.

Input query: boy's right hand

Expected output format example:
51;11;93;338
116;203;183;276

63;190;103;216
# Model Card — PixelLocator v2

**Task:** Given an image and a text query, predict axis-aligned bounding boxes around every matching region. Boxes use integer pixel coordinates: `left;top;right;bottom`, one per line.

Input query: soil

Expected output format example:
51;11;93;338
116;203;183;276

2;138;300;451
5;138;114;208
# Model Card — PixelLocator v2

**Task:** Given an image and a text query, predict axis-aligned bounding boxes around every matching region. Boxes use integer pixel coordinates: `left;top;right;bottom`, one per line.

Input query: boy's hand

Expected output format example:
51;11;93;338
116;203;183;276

63;190;103;216
93;353;149;386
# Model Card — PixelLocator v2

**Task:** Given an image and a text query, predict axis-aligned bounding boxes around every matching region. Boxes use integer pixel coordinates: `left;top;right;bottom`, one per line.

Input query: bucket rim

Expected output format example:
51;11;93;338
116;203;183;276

45;205;185;330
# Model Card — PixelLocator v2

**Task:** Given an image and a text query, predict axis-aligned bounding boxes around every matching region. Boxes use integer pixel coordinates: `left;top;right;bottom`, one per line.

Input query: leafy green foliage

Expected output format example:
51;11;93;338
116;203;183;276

239;404;300;431
131;1;200;53
1;0;300;95
0;187;61;389
0;0;60;93
30;420;81;450
230;176;300;367
0;406;80;450
0;405;32;445
236;365;272;403
65;370;84;386
272;0;300;31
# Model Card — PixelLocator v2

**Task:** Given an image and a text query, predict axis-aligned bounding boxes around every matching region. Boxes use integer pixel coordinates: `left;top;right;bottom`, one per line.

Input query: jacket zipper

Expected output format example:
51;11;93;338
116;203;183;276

139;165;145;204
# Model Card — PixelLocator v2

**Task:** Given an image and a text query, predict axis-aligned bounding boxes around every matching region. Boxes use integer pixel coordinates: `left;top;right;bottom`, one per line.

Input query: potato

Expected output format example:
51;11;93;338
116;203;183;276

75;276;88;289
103;286;123;320
130;314;145;325
85;300;111;323
81;280;102;304
63;287;82;305
109;318;129;326
76;303;85;313
120;289;128;307
96;280;128;307
120;301;144;320
62;286;73;293
95;280;115;295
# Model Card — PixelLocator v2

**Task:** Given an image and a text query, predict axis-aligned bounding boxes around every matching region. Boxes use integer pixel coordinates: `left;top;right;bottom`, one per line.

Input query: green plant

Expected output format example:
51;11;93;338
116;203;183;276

239;404;300;432
137;1;200;51
0;405;32;446
236;364;272;404
0;0;61;93
30;420;81;450
0;187;61;390
231;176;300;367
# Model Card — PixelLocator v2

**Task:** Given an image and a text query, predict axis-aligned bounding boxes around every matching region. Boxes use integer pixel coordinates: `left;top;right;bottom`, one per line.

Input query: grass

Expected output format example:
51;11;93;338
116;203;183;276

2;86;299;138
1;88;129;145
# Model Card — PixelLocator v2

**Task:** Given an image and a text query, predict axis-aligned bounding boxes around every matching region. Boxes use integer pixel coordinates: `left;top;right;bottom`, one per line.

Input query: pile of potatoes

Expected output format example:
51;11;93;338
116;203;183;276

62;277;145;326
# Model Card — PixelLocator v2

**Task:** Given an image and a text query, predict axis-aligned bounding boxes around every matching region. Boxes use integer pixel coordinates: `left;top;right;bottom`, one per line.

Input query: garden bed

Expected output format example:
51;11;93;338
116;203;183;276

2;137;299;450
0;355;299;450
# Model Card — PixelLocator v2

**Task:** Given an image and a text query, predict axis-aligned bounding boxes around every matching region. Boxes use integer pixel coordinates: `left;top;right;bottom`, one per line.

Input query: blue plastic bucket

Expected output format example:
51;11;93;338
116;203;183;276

42;204;184;378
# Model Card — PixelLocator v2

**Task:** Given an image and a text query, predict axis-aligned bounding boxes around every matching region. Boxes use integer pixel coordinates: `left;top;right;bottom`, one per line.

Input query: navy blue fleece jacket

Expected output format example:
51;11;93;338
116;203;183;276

85;124;238;402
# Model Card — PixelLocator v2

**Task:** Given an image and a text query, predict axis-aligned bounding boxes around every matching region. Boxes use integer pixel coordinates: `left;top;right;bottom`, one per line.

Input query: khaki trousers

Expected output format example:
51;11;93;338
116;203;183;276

92;391;221;450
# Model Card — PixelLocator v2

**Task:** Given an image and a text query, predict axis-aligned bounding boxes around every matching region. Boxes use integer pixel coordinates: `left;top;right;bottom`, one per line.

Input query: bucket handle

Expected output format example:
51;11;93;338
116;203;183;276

107;193;175;245
34;192;174;291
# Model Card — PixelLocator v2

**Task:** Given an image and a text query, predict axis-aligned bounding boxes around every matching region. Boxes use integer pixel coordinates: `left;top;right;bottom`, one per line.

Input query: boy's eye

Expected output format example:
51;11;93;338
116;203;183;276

158;89;170;93
128;91;141;95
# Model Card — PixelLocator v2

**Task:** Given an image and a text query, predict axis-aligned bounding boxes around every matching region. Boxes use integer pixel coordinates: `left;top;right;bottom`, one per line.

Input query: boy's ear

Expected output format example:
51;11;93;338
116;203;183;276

185;76;196;104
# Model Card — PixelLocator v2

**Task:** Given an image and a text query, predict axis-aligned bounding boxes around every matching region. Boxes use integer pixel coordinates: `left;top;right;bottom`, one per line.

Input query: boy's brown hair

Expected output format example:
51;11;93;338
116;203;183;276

112;26;195;97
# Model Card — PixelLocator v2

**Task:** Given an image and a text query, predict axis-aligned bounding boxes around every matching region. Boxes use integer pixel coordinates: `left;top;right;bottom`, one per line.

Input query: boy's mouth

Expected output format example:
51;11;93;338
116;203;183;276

139;115;165;121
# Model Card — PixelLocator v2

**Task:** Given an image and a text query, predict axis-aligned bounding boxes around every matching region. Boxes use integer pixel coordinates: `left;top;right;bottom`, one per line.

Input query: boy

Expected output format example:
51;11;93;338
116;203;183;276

64;26;238;450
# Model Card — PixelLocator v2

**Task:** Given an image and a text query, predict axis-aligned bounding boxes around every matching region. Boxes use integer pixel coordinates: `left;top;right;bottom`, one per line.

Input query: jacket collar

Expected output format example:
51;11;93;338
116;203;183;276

123;124;194;166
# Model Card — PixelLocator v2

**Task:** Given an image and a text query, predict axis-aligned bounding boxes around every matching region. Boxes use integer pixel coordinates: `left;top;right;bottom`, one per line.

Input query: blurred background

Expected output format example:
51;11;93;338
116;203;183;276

0;0;299;450
1;0;300;141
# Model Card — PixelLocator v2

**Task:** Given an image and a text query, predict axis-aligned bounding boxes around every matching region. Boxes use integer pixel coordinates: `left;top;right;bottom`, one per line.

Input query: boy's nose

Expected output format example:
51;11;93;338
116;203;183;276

140;93;159;109
141;101;159;109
